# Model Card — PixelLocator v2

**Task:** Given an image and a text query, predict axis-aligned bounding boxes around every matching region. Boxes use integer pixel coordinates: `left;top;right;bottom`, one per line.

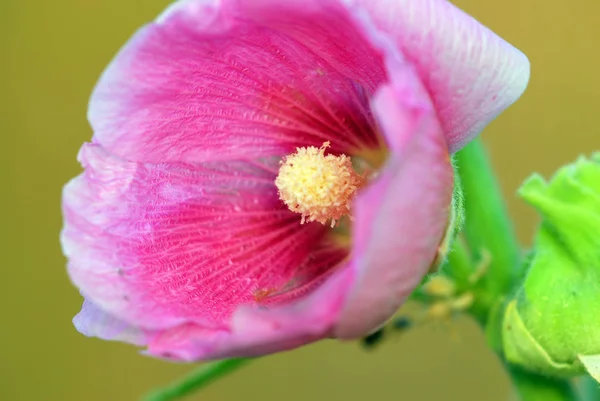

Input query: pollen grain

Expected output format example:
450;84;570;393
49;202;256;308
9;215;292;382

275;142;365;227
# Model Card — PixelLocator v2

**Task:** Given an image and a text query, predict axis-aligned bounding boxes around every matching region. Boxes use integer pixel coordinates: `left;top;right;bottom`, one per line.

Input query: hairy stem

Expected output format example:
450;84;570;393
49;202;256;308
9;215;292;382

454;139;522;315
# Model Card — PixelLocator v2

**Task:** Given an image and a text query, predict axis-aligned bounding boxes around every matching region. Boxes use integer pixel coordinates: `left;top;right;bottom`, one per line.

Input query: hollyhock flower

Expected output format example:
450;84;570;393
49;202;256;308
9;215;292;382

61;0;529;361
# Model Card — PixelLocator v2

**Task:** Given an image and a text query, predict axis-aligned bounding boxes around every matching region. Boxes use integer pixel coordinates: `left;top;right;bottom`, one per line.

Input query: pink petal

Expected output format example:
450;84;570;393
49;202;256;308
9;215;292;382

89;0;387;164
146;266;354;361
335;65;454;337
147;65;453;359
348;0;530;152
62;143;348;331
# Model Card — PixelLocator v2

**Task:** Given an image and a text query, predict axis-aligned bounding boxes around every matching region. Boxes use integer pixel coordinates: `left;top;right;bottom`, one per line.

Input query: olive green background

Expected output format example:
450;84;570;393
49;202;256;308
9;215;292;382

1;0;598;400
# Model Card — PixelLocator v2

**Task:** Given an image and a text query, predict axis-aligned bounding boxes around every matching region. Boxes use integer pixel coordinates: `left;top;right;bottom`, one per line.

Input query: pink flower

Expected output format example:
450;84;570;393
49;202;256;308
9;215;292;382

61;0;529;361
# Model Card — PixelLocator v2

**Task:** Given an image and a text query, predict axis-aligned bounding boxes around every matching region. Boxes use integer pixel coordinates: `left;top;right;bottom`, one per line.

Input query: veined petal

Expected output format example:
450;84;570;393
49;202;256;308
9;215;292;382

143;64;453;358
62;143;347;331
349;0;530;151
146;266;354;361
89;0;386;164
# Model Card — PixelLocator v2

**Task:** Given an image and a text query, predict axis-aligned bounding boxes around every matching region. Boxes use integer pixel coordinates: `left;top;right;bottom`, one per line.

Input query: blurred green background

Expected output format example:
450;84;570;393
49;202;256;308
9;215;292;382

1;0;598;400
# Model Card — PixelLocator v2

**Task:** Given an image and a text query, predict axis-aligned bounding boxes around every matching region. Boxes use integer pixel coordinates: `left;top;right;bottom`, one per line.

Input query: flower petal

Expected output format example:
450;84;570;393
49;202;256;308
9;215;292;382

349;0;530;151
62;143;345;331
334;65;454;338
146;266;354;361
73;298;147;346
89;0;387;164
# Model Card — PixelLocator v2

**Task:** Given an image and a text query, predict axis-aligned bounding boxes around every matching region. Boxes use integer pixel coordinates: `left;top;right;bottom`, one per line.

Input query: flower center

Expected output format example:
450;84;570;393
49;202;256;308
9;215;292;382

275;142;365;227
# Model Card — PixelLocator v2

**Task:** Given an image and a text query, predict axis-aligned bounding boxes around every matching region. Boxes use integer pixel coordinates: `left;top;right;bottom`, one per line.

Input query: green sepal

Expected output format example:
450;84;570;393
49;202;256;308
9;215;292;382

503;300;581;376
501;154;600;379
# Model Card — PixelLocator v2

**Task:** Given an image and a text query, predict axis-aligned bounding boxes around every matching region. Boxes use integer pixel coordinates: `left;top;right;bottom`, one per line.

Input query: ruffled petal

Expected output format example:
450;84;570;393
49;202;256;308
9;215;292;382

62;143;347;331
89;0;386;164
348;0;530;152
334;65;454;337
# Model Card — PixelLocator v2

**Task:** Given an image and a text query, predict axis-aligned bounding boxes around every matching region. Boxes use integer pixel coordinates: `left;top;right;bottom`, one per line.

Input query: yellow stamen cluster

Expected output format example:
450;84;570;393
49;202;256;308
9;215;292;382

275;142;365;227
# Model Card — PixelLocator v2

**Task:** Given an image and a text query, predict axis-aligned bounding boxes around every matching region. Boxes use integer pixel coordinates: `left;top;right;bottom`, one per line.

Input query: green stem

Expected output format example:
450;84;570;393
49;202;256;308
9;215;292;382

142;359;251;401
444;235;474;288
506;365;577;401
454;139;522;313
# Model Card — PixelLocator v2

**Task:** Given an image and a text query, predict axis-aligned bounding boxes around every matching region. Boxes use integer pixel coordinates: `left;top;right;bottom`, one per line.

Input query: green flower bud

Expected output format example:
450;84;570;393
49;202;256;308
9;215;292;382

502;154;600;379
